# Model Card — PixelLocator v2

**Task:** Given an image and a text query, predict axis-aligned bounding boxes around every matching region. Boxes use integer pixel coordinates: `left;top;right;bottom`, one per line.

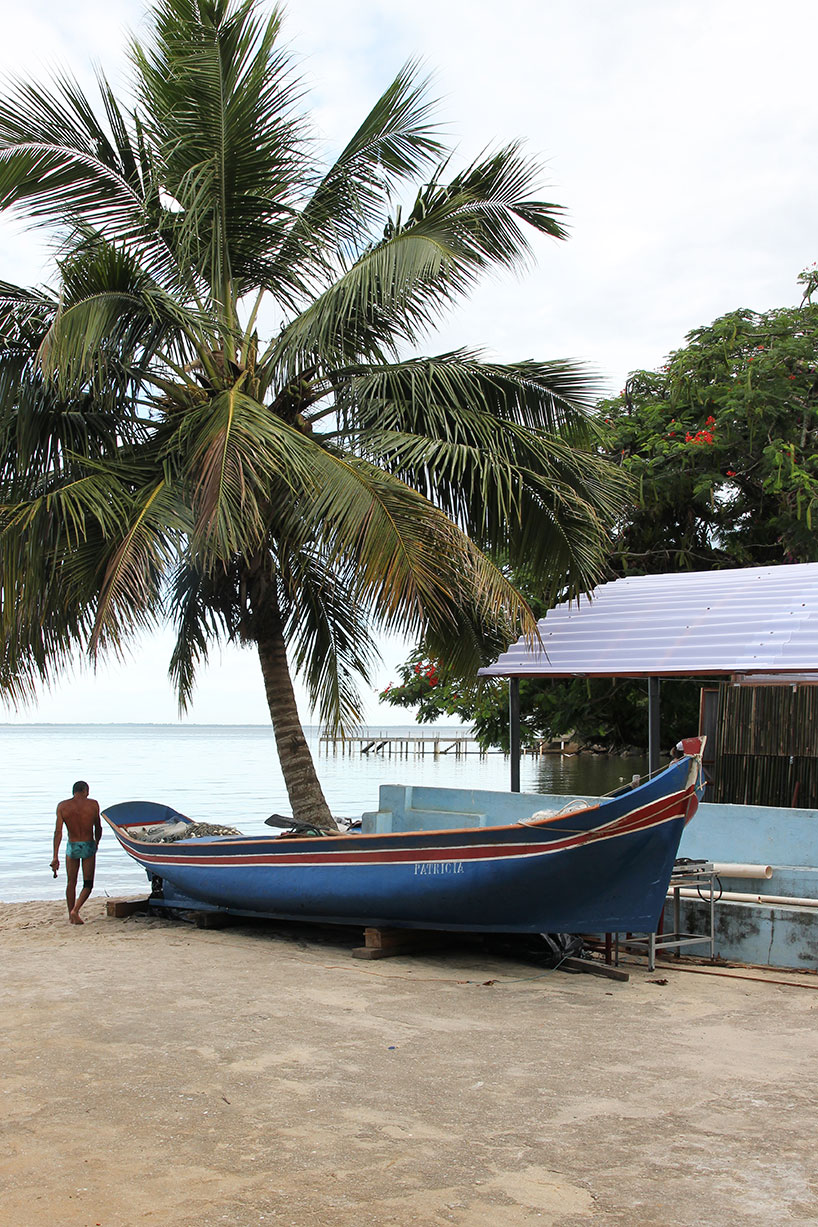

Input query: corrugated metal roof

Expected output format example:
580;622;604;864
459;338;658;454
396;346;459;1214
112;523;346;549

478;563;818;680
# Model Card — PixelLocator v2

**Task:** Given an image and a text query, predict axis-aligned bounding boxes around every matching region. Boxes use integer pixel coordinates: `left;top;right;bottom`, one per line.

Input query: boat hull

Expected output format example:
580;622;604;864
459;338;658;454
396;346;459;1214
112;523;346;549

103;756;702;934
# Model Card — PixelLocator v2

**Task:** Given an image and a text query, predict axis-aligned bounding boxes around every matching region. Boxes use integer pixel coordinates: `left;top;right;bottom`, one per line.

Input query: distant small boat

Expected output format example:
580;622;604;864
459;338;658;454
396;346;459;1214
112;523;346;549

102;740;705;934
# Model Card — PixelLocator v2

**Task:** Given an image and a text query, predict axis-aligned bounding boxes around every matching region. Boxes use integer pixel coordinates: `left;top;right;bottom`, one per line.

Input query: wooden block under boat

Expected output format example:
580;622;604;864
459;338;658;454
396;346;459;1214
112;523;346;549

365;926;442;948
106;898;150;918
351;926;444;958
560;956;629;982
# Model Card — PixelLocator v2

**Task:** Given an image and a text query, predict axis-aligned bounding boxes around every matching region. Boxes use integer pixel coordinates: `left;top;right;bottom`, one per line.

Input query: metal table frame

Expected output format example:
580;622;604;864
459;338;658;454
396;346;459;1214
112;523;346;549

614;861;717;972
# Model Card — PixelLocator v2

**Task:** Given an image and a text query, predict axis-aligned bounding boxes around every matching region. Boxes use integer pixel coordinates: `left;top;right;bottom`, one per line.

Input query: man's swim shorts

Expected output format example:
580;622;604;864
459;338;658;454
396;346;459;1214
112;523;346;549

66;839;97;860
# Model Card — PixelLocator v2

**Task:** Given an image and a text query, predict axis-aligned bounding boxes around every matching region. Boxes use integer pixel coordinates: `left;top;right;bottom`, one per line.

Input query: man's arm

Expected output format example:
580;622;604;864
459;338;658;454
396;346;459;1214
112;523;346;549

93;801;102;845
51;808;64;875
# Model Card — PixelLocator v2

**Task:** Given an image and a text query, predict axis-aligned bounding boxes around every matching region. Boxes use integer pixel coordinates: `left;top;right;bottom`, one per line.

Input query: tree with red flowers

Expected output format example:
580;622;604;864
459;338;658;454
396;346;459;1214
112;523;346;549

603;284;818;573
381;274;818;749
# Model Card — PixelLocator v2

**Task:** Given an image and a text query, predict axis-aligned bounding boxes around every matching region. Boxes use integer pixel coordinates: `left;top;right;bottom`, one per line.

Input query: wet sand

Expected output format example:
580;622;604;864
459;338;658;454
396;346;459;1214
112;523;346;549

2;897;817;1226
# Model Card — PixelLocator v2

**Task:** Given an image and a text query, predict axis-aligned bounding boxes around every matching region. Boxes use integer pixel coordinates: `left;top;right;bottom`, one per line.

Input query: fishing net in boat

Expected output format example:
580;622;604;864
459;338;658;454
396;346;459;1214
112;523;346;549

162;822;242;841
139;821;242;843
518;799;591;825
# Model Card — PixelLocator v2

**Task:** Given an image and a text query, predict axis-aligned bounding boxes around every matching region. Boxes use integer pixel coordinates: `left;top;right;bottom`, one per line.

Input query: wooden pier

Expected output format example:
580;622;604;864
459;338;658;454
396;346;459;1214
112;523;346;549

318;732;578;757
318;733;487;757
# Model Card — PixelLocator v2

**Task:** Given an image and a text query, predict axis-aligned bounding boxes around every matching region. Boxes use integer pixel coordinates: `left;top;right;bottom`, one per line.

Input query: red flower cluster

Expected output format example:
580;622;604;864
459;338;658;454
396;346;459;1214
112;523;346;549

726;469;737;477
685;429;715;446
413;662;439;687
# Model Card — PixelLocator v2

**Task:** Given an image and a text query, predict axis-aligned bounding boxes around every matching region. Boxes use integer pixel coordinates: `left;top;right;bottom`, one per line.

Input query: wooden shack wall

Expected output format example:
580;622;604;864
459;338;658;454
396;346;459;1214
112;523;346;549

713;684;818;807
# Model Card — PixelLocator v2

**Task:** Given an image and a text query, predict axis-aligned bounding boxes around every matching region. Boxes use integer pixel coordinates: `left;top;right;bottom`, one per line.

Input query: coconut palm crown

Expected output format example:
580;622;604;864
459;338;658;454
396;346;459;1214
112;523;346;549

0;0;623;827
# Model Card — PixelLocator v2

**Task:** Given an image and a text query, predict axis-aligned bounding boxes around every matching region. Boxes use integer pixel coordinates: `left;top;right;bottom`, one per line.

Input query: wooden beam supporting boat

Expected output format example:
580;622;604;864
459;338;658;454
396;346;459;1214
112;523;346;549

351;927;630;978
560;956;629;982
351;926;445;959
106;898;150;918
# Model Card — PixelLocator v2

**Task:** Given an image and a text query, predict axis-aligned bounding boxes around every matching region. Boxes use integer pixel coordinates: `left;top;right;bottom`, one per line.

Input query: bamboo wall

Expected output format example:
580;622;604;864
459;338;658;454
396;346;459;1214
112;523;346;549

713;685;818;807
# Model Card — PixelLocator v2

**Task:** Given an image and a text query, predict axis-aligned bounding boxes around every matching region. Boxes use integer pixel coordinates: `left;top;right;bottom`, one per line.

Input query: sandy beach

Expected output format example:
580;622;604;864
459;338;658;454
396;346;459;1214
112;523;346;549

2;898;817;1227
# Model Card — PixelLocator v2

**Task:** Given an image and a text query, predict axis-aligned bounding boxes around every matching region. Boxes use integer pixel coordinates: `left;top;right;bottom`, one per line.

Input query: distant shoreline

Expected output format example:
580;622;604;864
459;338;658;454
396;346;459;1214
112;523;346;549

1;721;474;731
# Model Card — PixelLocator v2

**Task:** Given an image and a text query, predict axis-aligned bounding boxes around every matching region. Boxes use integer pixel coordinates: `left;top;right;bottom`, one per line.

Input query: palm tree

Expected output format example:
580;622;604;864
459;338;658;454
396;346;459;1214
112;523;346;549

0;0;623;828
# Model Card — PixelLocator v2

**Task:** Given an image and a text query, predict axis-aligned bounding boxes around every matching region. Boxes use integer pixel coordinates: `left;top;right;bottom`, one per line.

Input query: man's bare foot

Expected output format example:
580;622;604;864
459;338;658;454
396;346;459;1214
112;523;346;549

69;911;84;925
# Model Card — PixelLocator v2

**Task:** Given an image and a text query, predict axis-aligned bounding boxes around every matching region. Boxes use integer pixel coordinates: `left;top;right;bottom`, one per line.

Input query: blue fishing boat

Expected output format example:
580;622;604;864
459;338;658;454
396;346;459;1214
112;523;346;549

102;740;705;933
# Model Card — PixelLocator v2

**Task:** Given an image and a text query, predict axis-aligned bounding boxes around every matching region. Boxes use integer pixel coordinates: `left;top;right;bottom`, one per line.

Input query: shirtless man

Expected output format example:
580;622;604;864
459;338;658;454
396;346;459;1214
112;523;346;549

51;781;102;925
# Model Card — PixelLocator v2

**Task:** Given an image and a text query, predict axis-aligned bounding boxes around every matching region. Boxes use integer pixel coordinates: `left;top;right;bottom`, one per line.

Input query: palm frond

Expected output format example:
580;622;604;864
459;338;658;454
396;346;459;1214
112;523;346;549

354;426;622;595
30;234;217;397
269;146;569;376
267;228;462;376
172;387;317;562
132;0;308;313
279;550;379;731
284;450;536;649
0;70;190;294
0;497;98;703
319;351;621;598
89;475;185;655
268;60;444;294
166;561;238;711
331;351;605;437
0;459;155;701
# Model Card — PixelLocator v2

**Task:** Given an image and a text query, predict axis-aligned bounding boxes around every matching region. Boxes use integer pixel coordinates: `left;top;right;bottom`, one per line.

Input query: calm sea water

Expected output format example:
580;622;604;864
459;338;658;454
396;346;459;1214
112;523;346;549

0;724;647;902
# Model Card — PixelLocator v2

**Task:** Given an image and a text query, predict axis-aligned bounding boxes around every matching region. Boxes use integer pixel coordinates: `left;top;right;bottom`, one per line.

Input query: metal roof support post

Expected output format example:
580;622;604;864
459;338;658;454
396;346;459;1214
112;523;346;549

648;676;661;776
509;678;521;792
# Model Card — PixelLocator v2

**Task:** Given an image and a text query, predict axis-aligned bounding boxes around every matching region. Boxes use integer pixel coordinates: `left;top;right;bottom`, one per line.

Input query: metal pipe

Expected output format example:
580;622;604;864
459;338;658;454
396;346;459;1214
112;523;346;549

674;888;818;908
648;677;661;776
712;862;773;879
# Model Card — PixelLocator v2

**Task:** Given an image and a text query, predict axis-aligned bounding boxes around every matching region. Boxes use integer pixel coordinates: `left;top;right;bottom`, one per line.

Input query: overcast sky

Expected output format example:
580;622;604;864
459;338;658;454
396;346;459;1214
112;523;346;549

3;0;817;725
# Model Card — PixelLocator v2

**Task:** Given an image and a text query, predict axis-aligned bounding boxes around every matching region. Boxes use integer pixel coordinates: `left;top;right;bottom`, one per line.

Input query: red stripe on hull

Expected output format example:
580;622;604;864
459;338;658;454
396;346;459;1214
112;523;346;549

114;786;693;871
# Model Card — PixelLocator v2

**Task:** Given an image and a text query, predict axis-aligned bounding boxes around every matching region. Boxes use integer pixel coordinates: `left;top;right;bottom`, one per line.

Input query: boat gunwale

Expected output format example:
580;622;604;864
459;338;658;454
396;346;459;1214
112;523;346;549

100;756;700;852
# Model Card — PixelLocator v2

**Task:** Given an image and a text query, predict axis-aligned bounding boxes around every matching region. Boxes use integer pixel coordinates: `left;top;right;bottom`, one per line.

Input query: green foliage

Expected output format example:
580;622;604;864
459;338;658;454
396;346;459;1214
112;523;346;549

381;278;818;750
603;293;818;573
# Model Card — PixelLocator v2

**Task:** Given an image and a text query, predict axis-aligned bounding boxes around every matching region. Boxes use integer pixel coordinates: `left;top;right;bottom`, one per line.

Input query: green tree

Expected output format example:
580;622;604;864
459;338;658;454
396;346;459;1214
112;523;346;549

0;0;622;826
605;293;818;573
381;282;818;750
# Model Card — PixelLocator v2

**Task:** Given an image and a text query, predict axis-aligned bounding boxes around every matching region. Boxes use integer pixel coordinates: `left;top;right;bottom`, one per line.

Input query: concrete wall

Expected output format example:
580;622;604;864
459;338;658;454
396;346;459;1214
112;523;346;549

667;896;818;970
672;799;818;969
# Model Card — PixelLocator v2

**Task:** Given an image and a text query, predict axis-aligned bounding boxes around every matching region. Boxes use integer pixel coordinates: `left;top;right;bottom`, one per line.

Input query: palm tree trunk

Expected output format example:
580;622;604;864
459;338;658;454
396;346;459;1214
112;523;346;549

256;626;338;831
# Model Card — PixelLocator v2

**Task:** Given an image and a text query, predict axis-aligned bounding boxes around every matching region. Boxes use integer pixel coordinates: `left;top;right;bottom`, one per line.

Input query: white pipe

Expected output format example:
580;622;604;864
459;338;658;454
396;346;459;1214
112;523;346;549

712;862;773;879
673;888;818;909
